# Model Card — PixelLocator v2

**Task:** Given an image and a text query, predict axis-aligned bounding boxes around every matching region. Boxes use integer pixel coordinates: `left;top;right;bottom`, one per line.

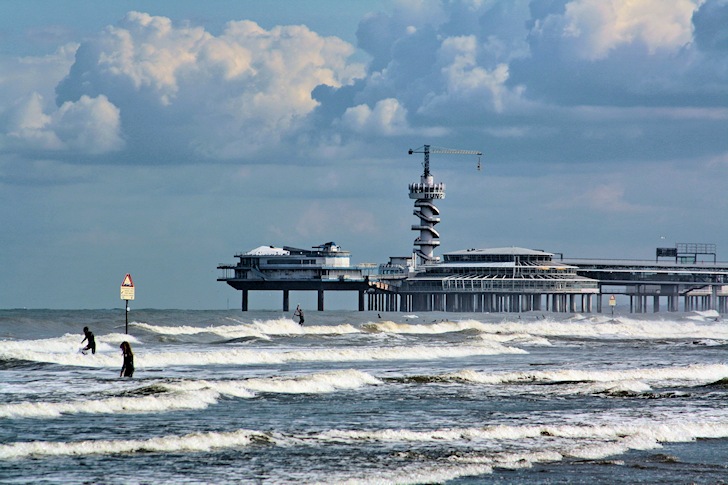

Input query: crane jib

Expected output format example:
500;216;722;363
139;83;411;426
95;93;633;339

408;144;483;177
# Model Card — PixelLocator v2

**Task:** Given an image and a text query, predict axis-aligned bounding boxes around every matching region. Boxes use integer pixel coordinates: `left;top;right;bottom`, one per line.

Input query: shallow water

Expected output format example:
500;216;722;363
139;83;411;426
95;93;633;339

1;309;727;483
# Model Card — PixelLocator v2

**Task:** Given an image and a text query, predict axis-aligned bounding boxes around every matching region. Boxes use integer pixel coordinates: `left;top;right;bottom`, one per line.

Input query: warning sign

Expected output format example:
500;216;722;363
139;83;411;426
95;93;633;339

120;273;135;300
608;295;616;306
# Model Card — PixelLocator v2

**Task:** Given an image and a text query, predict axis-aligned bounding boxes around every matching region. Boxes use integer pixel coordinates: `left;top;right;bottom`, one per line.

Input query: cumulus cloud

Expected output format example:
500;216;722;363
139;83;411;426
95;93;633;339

506;0;728;108
0;93;123;154
3;2;726;169
55;11;366;160
341;98;411;135
560;0;701;60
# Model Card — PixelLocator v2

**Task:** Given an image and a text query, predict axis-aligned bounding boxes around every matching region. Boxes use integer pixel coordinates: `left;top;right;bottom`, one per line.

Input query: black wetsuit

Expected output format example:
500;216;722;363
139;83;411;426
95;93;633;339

82;331;96;354
121;353;134;377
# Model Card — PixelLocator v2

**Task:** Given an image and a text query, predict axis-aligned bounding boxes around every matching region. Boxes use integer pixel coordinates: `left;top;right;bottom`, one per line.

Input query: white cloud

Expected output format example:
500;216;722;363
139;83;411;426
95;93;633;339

53;95;124;154
1;93;123;154
96;12;207;105
562;0;703;60
55;12;366;160
421;35;513;113
341;98;411;135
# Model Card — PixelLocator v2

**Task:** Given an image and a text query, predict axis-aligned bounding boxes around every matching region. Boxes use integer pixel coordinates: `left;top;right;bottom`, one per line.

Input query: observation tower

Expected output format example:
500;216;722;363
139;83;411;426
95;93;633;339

408;145;482;265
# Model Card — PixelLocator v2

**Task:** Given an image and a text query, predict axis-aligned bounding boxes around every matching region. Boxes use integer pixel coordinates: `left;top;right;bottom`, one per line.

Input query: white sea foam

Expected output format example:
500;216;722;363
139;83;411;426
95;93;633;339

0;338;524;368
318;420;728;448
0;369;380;419
238;368;382;394
0;333;139;356
443;363;728;387
4;417;728;485
12;419;718;461
162;369;380;397
134;342;525;368
365;319;553;345
132;318;361;339
0;428;274;460
364;319;490;334
456;316;728;340
0;389;221;419
688;309;720;320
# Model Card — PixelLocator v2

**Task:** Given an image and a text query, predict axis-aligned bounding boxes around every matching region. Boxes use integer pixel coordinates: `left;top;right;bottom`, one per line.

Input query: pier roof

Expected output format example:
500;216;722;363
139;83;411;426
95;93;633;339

245;246;289;255
446;247;553;256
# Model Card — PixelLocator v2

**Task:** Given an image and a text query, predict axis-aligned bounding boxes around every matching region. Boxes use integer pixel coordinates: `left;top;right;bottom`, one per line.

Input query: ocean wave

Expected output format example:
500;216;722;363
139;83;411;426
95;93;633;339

0;369;380;419
0;358;53;370
0;428;276;460
441;363;728;388
135;342;525;367
360;315;728;343
363;319;489;334
0;387;222;419
455;316;728;340
0;341;524;368
132;318;361;339
5;419;726;469
364;320;552;345
0;333;140;360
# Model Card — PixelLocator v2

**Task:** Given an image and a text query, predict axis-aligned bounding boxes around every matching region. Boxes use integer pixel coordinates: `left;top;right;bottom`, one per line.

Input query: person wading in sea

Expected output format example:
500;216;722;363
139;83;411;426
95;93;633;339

81;327;96;354
119;341;134;377
293;305;305;326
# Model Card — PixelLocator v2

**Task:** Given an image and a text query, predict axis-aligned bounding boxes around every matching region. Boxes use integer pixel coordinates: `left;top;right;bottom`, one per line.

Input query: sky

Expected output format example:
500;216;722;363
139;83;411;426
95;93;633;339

1;0;727;310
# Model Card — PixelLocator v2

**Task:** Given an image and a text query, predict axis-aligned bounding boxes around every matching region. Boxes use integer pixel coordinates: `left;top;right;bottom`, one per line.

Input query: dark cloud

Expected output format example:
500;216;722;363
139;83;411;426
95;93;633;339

693;1;728;52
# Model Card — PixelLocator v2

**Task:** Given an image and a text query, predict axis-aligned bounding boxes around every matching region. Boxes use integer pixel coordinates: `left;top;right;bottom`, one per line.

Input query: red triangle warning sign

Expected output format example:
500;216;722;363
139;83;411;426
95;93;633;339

121;273;134;287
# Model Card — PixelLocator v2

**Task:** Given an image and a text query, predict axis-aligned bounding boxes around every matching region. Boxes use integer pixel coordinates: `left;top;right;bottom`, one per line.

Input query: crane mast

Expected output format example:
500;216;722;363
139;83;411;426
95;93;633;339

407;144;483;266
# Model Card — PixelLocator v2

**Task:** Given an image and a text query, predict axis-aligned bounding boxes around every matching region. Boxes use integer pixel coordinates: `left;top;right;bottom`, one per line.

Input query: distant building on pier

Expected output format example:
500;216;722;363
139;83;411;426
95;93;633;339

218;146;728;314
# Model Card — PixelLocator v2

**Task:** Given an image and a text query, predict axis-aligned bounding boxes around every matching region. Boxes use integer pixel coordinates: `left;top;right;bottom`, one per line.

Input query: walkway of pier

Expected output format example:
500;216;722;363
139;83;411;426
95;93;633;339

222;259;728;314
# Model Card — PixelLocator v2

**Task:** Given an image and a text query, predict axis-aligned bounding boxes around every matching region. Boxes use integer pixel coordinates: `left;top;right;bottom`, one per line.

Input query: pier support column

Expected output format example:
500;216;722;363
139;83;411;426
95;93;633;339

318;290;325;311
241;290;248;312
358;290;365;311
283;290;290;312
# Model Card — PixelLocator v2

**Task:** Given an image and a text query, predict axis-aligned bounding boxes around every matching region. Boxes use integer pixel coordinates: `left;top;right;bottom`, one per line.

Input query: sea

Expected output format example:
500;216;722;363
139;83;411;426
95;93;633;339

1;308;727;484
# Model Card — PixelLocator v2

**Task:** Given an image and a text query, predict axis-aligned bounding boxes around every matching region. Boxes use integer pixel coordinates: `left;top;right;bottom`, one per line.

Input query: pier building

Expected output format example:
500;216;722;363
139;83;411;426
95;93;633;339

217;242;372;311
218;146;728;314
561;254;728;314
374;247;599;313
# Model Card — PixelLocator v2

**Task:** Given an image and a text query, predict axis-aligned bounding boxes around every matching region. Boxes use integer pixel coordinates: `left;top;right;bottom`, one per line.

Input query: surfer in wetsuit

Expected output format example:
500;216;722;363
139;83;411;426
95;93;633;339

119;341;134;377
294;305;305;326
81;326;96;354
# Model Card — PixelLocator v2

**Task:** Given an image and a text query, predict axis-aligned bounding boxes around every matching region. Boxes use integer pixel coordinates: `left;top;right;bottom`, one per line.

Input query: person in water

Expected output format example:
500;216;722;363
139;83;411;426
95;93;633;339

293;305;305;326
119;341;134;377
81;326;96;354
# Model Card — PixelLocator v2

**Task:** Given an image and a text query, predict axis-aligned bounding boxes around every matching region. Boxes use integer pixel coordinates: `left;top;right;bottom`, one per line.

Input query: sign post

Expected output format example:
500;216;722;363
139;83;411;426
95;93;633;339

120;273;135;334
608;295;616;316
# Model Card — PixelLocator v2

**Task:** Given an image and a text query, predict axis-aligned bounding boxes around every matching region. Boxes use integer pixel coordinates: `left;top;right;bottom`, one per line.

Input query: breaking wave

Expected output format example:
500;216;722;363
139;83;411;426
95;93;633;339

132;318;361;339
0;369;381;419
0;340;525;368
3;418;728;484
441;363;728;391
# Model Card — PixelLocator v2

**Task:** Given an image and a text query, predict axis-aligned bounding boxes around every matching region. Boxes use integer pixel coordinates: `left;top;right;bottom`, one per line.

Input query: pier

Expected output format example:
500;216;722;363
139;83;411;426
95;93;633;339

562;255;728;314
218;148;728;314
